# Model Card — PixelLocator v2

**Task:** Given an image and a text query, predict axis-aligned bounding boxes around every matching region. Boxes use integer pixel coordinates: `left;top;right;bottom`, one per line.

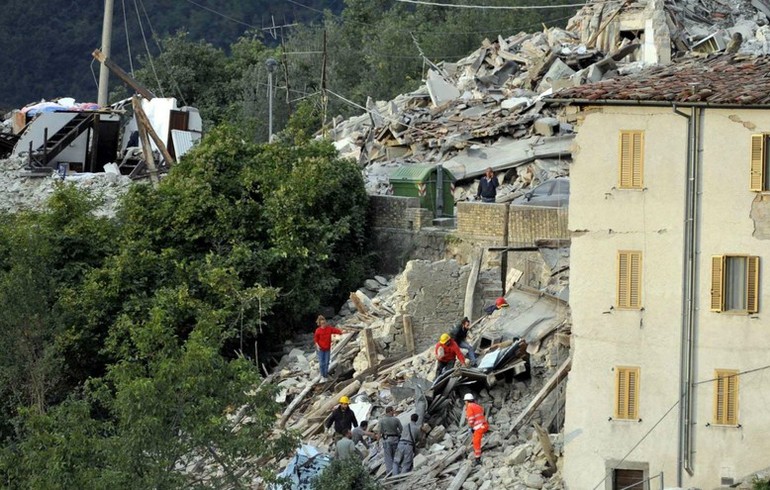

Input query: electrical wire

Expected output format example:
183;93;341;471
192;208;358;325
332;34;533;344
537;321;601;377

121;0;135;75
132;0;164;97
137;0;188;105
396;0;588;9
326;89;442;139
184;0;259;28
591;363;770;490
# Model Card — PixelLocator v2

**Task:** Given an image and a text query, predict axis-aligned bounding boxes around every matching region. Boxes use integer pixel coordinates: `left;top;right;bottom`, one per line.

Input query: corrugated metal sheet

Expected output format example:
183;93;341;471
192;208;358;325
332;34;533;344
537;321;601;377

171;130;201;158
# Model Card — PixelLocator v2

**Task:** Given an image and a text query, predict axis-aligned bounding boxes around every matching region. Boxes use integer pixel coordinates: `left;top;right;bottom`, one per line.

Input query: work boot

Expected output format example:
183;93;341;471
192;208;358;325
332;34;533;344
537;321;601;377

473;457;482;466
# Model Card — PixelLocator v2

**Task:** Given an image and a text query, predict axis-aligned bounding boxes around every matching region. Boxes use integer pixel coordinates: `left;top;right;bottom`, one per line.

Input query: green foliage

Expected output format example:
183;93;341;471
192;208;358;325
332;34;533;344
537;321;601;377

753;477;770;490
312;457;381;490
0;128;367;486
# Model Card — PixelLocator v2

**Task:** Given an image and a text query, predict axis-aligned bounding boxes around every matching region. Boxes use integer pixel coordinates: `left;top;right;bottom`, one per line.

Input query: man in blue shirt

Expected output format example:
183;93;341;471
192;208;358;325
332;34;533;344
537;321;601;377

476;167;499;203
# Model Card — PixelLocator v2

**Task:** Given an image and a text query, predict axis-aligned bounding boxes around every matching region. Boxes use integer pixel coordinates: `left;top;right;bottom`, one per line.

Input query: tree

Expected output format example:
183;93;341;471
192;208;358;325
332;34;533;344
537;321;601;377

312;457;381;490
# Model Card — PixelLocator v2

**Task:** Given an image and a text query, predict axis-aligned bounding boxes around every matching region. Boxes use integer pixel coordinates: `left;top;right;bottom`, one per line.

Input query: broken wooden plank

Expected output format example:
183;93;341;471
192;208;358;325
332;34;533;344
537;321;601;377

403;315;415;355
533;421;557;469
363;328;378;369
463;249;483;321
447;461;473;490
506;357;571;437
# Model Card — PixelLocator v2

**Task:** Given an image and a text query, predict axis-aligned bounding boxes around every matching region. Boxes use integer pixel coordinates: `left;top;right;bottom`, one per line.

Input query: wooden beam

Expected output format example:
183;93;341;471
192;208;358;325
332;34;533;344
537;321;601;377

506;357;571;437
363;328;378;369
93;49;155;100
447;461;473;490
463;249;483;321
403;315;415;355
533;421;557;469
131;97;159;187
132;96;175;166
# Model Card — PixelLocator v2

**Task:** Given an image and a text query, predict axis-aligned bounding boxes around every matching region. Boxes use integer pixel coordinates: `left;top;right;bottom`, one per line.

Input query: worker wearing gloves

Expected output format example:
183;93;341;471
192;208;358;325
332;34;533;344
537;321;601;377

324;395;358;441
463;393;489;466
434;333;468;379
378;406;403;475
450;317;477;366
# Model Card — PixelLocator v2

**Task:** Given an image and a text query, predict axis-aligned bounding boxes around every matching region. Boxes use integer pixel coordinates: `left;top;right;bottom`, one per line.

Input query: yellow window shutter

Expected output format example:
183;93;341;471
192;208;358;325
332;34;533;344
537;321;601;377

631;131;644;188
726;373;738;425
747;256;759;313
714;370;739;425
750;134;765;192
618;252;629;308
711;256;725;312
618;251;642;309
619;132;632;188
615;368;627;419
627;368;639;419
629;252;642;308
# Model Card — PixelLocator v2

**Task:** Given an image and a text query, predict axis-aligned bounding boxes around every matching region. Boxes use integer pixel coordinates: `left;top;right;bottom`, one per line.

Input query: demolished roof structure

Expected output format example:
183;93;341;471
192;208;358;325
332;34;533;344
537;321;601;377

329;0;770;203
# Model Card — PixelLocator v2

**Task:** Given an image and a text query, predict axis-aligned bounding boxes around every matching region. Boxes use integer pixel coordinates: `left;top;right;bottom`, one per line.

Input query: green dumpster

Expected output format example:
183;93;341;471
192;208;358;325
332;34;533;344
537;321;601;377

389;164;455;217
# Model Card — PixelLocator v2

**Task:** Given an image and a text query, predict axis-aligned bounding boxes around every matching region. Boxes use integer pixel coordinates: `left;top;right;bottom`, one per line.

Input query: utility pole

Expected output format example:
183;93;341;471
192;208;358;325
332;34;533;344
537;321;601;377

266;58;278;142
321;29;328;137
97;0;115;106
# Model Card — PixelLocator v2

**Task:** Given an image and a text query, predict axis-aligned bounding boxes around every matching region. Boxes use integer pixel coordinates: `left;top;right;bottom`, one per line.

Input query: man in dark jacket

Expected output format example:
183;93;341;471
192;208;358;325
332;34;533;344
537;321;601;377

451;317;476;366
325;395;358;440
476;167;499;203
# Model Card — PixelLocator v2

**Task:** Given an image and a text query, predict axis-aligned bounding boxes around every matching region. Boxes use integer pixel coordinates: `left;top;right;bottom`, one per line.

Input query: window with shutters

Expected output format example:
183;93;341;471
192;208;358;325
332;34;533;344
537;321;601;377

614;366;640;420
713;369;738;426
618;130;644;189
617;251;642;309
710;255;759;313
613;469;645;490
750;134;770;191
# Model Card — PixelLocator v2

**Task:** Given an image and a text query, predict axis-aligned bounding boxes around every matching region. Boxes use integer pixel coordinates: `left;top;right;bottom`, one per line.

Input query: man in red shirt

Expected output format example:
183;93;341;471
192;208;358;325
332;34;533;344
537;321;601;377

314;315;342;382
434;333;468;379
463;393;489;465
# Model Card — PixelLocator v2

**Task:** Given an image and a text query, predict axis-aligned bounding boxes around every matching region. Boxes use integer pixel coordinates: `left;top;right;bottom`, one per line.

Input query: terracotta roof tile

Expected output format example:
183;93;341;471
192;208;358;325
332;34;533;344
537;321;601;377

549;55;770;106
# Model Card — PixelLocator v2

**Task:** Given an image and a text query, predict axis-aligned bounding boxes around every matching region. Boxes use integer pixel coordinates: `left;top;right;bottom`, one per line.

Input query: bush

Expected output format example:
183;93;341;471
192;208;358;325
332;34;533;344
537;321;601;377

312;457;380;490
753;476;770;490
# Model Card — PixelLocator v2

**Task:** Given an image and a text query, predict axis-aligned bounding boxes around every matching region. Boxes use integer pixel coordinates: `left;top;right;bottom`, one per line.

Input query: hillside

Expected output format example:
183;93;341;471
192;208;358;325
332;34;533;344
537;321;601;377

0;0;343;110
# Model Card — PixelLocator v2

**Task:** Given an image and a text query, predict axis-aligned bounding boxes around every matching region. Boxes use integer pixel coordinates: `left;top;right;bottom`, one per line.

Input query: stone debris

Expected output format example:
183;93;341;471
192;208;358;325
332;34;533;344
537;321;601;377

328;0;770;204
271;259;571;489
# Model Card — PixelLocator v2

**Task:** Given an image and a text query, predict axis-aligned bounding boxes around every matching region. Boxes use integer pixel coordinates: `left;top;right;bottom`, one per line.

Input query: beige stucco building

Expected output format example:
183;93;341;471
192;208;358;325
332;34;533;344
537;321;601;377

549;55;770;489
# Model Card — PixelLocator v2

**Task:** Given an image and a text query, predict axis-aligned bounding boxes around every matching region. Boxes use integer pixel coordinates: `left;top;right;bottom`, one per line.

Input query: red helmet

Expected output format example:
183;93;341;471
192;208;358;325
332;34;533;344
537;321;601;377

495;297;509;309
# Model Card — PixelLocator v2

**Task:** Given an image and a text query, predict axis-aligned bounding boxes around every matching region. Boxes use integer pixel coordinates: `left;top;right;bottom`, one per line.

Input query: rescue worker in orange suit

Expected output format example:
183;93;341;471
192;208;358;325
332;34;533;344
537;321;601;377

463;393;489;466
435;333;469;379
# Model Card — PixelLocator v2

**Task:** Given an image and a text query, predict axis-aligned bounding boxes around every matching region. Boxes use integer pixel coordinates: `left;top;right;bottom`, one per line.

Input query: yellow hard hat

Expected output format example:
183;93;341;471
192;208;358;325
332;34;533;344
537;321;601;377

440;333;451;344
339;395;350;404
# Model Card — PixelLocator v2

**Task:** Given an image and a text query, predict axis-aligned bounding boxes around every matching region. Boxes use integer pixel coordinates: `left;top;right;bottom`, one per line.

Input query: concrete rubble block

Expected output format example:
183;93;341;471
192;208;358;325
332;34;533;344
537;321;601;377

478;480;493;490
524;472;545;489
364;279;382;291
375;275;389;285
462;481;478;490
412;453;428;469
501;97;530;110
426;424;446;445
538;58;576;92
533;117;560;137
426;70;461;106
506;444;532;465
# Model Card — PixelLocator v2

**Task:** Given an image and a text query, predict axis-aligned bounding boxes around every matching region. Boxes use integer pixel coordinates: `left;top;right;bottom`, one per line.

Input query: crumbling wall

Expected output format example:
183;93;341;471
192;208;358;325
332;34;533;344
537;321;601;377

369;195;420;229
751;193;770;239
370;228;449;274
397;259;469;351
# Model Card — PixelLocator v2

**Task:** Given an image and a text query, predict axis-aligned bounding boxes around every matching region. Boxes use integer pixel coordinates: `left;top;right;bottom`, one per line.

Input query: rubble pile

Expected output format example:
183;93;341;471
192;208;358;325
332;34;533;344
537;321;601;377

329;0;770;203
0;155;133;217
272;258;571;489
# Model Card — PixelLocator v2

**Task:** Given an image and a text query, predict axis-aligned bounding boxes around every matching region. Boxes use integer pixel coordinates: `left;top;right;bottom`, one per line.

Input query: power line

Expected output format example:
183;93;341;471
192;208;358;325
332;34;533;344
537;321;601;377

396;0;588;9
184;0;259;28
590;363;770;490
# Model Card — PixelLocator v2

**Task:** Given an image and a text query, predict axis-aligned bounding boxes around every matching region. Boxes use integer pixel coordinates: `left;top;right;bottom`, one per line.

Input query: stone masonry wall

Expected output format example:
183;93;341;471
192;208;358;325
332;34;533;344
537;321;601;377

369;195;420;229
396;259;469;351
508;205;569;247
456;202;508;244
